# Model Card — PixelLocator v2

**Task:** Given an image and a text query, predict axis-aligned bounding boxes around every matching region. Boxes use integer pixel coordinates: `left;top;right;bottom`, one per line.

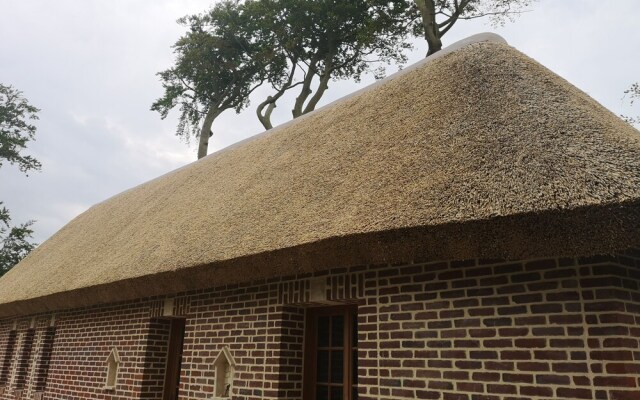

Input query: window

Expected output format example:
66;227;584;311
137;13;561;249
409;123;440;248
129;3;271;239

304;305;358;400
105;348;120;389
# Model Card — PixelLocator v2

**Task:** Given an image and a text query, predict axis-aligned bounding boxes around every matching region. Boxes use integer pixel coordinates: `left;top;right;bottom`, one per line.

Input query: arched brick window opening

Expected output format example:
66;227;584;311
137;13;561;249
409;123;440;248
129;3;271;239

105;348;121;390
0;330;17;385
33;327;56;392
14;329;35;389
213;347;236;399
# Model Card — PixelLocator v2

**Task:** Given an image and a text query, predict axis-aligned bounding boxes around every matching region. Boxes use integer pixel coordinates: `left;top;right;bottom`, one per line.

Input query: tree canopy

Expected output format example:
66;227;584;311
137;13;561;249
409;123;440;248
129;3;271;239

154;0;413;153
622;82;639;128
252;0;412;129
152;0;284;158
0;205;35;276
154;0;537;157
1;83;41;173
0;83;39;276
412;0;535;55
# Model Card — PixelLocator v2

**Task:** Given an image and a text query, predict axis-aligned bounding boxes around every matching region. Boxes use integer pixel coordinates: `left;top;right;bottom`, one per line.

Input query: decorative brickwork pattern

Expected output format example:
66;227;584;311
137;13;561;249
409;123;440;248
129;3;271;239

148;300;164;319
31;327;55;393
0;249;638;399
14;329;35;390
0;330;16;386
174;297;190;317
279;280;310;304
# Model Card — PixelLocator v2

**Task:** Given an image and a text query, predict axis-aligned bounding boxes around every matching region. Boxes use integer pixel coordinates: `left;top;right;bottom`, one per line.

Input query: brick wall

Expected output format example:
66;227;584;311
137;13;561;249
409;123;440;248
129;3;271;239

40;302;153;399
357;251;640;400
0;249;638;400
140;318;171;399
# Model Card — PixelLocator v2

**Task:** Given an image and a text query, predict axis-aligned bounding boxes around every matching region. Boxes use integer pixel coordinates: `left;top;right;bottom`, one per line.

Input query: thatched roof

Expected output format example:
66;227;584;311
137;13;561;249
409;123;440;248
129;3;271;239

1;33;639;317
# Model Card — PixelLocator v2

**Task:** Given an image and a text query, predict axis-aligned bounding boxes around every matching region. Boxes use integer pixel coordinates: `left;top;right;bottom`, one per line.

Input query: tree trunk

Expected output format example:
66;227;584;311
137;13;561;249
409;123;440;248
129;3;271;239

303;71;331;115
292;59;318;118
416;0;442;56
197;106;221;159
292;78;313;118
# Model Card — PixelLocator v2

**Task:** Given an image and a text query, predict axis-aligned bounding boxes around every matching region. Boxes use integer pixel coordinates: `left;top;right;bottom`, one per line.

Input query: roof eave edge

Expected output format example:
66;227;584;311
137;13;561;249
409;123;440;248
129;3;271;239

1;198;638;319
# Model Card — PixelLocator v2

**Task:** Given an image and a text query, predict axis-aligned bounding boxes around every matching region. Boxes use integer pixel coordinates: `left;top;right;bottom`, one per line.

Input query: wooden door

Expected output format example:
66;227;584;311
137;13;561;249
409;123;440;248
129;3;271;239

163;318;186;400
304;305;358;400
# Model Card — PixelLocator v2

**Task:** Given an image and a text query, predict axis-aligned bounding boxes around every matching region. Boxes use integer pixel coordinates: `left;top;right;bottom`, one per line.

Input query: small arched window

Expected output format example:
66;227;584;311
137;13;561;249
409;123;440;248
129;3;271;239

213;346;236;399
104;348;120;390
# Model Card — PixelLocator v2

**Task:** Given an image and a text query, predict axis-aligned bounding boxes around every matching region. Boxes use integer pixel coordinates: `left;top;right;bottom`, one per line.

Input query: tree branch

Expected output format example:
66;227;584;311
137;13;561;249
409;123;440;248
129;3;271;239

257;62;302;129
302;67;332;114
292;56;319;118
440;0;471;37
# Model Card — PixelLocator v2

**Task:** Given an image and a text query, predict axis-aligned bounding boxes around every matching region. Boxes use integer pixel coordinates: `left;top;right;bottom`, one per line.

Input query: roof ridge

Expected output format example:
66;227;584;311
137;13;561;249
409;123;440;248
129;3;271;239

87;33;508;211
204;33;508;159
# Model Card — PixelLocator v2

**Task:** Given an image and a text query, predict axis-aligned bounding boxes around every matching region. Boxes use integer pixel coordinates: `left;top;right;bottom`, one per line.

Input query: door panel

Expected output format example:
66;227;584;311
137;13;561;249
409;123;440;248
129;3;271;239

163;318;186;400
304;306;357;400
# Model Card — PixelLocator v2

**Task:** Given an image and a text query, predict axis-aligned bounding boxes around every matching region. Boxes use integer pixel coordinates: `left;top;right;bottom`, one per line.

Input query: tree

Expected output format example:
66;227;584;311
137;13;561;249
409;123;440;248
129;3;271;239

0;205;35;277
0;83;40;276
252;0;412;129
152;0;284;159
1;84;41;173
412;0;535;56
622;82;639;127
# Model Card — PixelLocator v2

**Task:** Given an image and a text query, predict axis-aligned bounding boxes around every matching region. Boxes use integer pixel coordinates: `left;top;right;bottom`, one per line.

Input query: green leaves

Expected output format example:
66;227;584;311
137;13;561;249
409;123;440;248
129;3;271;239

622;82;640;127
151;0;282;147
255;0;413;124
413;0;535;55
0;84;41;174
0;83;40;275
0;204;36;277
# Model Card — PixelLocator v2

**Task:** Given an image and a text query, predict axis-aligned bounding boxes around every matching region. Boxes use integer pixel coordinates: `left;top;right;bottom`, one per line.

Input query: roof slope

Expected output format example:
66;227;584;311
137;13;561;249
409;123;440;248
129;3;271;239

1;34;639;316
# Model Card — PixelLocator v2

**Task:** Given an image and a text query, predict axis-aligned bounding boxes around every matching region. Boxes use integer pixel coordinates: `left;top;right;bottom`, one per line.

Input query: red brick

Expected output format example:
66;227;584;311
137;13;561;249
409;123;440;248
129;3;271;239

593;376;637;388
609;390;640;400
556;387;593;399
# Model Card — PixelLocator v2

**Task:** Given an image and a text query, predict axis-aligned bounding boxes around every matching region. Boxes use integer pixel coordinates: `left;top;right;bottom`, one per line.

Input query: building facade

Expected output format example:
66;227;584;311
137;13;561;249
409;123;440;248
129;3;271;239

2;250;640;399
0;34;639;400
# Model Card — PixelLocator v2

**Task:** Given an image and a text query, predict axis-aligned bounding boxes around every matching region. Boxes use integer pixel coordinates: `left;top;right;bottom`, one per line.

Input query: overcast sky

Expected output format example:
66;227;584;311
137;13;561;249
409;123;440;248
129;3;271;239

1;0;639;244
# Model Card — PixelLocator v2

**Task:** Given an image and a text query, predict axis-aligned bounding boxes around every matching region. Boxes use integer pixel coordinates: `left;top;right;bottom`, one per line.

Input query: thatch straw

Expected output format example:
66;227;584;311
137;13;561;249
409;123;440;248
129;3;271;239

1;33;638;317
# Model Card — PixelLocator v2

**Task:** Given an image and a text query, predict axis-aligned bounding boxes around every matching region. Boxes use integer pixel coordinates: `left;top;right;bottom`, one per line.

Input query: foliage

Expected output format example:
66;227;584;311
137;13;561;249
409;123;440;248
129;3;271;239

412;0;535;55
0;83;40;275
152;0;283;158
622;82;639;127
0;84;41;173
155;0;537;146
0;205;35;277
253;0;413;128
